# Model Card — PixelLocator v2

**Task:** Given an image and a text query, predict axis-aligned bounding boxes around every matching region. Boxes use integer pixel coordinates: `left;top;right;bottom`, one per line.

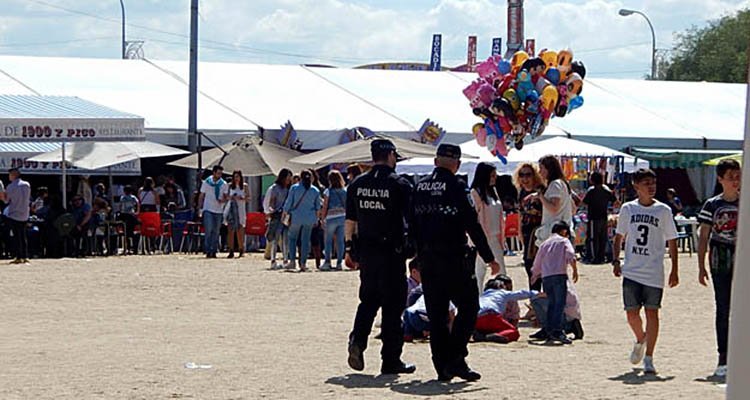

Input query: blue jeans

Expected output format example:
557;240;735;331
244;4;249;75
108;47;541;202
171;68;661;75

287;222;313;264
542;274;568;336
403;310;430;338
712;269;733;358
531;297;575;332
203;211;223;255
324;217;345;265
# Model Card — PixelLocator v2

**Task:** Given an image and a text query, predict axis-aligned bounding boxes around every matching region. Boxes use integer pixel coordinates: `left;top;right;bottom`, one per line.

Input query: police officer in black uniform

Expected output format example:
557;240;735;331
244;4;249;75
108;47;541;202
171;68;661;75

411;143;500;382
345;139;416;375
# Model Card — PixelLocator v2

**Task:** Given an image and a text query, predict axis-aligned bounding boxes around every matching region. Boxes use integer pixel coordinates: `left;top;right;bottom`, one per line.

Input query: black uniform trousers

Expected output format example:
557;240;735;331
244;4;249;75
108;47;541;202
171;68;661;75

350;246;407;366
587;218;608;263
420;251;479;374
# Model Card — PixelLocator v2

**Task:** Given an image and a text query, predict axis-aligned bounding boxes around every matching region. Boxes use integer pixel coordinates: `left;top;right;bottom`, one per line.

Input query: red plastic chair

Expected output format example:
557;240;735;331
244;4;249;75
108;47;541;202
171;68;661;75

504;213;522;252
137;212;162;254
161;221;174;253
245;212;267;236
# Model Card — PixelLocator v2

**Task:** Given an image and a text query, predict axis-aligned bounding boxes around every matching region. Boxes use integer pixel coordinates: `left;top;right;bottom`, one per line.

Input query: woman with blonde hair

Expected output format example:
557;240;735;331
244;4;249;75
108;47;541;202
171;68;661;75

513;162;545;290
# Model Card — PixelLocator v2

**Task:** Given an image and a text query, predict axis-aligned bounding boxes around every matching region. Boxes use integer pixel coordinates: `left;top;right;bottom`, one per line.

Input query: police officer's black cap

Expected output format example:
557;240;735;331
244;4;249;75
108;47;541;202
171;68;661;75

371;139;399;157
436;143;461;159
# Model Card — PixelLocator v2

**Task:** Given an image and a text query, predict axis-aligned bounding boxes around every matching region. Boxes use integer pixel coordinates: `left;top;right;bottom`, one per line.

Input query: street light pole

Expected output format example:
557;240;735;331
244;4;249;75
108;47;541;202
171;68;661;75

619;8;656;80
188;0;200;195
119;0;126;59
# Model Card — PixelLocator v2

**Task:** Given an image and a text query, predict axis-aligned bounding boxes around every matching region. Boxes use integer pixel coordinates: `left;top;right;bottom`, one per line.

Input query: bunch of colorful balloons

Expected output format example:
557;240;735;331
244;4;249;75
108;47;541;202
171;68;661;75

462;49;586;163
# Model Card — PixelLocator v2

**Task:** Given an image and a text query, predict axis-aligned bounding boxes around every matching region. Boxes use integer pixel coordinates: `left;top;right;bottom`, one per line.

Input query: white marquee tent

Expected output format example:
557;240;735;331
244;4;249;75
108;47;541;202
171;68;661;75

0;55;745;152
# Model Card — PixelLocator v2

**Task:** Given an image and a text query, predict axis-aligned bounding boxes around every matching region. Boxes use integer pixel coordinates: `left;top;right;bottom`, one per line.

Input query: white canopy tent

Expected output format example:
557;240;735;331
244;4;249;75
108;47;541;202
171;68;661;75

397;135;650;181
0;142;139;175
28;141;188;171
0;94;146;205
0;55;744;152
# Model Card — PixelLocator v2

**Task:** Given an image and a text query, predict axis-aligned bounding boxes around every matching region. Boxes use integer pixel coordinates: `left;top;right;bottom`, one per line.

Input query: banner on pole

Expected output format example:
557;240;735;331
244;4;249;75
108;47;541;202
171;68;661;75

467;36;477;71
491;38;503;56
525;39;536;57
429;34;442;71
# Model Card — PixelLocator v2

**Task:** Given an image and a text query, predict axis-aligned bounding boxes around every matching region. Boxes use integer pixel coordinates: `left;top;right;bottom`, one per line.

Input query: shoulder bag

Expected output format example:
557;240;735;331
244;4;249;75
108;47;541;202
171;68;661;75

283;187;309;227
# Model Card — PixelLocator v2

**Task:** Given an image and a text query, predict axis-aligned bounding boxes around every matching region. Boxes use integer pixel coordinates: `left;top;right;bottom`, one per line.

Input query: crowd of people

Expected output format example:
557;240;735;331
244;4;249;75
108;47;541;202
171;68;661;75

0;138;738;383
334;139;738;383
0;171;196;259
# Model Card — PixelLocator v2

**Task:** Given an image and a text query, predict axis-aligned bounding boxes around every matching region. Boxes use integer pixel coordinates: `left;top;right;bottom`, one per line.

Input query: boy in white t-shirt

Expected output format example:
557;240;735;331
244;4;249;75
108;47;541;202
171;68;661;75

612;169;679;375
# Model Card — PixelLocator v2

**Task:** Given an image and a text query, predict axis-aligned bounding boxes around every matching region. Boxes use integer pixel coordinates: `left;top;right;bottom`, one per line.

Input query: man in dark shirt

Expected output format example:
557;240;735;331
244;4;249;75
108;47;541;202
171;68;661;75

345;139;416;375
411;143;501;382
582;172;617;264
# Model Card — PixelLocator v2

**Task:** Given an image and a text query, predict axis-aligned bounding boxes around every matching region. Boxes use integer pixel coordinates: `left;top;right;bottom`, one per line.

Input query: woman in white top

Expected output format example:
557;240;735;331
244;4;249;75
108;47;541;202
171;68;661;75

224;170;249;258
470;162;506;292
534;155;574;247
138;177;160;212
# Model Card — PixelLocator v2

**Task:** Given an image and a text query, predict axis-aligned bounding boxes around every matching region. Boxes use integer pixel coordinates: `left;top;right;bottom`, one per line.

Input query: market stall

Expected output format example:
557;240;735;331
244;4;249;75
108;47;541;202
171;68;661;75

0;94;145;205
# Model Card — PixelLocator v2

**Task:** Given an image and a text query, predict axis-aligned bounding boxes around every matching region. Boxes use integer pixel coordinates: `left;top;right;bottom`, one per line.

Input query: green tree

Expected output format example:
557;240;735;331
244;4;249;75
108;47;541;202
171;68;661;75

663;9;749;83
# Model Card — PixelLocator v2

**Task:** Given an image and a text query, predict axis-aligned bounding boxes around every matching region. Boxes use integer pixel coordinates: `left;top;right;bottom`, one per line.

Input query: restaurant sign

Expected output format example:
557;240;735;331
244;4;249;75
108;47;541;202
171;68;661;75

0;118;145;142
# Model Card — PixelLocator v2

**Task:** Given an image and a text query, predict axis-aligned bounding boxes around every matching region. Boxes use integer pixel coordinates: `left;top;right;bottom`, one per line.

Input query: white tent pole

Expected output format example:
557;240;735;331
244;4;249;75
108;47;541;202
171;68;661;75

61;140;67;209
727;62;750;399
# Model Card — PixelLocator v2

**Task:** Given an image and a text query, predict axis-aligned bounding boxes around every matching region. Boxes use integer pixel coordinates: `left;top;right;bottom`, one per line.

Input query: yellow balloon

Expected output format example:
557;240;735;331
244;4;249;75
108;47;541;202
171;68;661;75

557;49;574;80
511;50;529;74
503;89;521;111
539;50;558;72
541;85;559;115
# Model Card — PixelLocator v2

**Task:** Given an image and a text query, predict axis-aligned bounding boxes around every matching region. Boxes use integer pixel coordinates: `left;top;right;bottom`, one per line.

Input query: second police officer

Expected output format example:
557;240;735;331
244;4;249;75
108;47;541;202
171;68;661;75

411;143;501;382
345;139;416;375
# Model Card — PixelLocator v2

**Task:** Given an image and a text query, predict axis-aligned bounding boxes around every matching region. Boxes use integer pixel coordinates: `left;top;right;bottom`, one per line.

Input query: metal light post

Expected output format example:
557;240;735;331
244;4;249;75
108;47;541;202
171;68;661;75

188;0;200;195
119;0;126;59
619;8;656;80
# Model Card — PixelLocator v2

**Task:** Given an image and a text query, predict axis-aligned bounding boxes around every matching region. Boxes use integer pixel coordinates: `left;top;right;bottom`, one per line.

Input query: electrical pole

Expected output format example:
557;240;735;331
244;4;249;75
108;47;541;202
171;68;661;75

188;0;199;195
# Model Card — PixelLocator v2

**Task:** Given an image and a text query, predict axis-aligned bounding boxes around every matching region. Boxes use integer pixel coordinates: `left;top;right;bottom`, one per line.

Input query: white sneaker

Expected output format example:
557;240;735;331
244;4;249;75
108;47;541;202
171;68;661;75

630;341;646;365
643;356;656;374
714;365;727;377
270;261;282;270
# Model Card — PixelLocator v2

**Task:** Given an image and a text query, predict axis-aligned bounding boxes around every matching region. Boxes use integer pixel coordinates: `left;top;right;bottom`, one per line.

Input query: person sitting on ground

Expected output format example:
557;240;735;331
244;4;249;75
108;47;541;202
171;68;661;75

403;290;456;342
531;220;579;345
406;258;422;307
473;275;542;344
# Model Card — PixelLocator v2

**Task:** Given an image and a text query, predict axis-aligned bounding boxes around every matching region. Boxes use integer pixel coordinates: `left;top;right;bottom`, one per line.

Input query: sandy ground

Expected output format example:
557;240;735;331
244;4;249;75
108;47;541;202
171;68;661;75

0;252;727;400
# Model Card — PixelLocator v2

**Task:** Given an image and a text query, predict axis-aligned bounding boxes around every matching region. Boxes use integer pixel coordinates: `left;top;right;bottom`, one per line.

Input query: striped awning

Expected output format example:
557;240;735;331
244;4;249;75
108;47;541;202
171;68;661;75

630;148;742;169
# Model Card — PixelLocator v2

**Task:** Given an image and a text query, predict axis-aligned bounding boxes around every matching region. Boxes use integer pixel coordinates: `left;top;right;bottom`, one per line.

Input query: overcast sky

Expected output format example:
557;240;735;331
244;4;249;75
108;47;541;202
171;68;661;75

2;0;749;79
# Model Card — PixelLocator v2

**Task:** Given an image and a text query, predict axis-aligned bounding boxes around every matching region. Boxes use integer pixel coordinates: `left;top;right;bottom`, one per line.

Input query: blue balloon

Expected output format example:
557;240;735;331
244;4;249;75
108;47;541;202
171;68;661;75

496;154;508;164
569;96;584;113
497;60;511;75
546;68;560;85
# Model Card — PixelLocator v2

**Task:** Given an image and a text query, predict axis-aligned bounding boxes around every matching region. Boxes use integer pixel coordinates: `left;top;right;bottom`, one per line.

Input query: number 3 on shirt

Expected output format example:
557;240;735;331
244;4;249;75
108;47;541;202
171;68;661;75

636;225;649;246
